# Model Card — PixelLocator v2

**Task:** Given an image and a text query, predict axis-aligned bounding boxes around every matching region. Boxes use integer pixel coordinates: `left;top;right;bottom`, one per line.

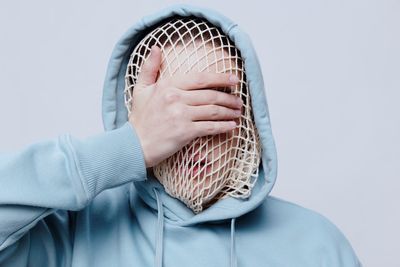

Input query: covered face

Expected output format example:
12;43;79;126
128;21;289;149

124;16;261;213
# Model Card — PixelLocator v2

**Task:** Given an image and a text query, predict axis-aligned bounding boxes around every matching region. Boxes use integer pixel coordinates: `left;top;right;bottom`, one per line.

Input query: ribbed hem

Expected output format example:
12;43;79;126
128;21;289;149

68;121;147;199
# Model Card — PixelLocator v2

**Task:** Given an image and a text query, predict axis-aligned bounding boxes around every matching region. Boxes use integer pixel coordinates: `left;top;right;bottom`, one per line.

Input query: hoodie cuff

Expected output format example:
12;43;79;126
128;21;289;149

68;121;147;199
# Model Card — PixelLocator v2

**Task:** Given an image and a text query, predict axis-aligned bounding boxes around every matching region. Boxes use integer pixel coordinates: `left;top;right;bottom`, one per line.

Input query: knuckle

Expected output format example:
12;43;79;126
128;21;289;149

168;107;181;120
205;123;216;134
210;106;220;118
175;105;184;117
163;91;180;104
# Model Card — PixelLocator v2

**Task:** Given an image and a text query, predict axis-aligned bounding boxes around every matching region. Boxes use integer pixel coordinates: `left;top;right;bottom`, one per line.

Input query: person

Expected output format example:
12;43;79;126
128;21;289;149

127;15;262;214
0;4;362;267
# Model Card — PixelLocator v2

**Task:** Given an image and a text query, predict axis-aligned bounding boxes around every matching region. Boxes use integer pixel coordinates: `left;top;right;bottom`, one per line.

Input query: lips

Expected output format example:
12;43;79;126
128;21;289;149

192;164;211;176
175;149;212;176
193;152;208;165
184;152;210;175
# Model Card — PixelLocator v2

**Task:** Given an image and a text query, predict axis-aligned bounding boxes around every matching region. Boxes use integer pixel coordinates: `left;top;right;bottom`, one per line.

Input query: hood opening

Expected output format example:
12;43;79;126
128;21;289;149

102;3;278;226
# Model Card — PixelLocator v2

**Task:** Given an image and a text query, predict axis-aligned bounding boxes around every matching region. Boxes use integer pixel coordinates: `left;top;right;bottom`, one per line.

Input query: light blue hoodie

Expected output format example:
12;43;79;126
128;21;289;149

0;4;362;267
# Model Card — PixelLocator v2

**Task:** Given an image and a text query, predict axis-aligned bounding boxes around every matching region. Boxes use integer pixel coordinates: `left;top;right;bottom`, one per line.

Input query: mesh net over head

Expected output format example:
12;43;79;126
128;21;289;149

124;16;262;214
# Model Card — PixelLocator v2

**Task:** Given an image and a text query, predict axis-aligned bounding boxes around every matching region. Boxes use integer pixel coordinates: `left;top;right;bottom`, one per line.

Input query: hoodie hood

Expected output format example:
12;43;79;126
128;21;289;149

101;4;278;226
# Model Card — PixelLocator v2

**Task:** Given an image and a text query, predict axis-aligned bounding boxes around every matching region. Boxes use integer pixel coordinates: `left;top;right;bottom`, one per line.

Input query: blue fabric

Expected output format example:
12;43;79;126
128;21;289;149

0;3;362;267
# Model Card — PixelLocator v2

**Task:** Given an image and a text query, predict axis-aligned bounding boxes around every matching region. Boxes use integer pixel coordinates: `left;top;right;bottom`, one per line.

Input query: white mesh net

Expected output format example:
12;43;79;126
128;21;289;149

124;16;262;214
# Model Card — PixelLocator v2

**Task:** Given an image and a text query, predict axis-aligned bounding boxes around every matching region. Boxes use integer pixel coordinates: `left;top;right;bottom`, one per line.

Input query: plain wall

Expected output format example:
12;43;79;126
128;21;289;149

0;1;398;266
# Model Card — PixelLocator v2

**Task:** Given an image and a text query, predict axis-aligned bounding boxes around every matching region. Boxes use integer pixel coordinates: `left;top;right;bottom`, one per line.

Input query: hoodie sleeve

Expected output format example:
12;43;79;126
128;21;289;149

0;121;147;252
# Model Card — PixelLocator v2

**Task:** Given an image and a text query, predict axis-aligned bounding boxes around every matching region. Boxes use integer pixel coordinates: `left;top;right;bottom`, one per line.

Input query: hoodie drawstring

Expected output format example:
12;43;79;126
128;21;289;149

153;188;238;267
230;218;237;267
154;188;164;267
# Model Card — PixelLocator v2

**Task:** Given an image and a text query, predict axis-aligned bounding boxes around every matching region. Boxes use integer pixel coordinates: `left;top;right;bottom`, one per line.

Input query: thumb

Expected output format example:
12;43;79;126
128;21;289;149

136;45;162;87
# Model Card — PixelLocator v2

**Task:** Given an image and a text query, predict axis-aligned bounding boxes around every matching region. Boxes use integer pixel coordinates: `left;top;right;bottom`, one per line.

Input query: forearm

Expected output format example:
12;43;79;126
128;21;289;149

0;121;147;250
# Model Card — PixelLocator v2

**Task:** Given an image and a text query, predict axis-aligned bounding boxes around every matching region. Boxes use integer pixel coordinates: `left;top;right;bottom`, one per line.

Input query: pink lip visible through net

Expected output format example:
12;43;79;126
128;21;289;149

124;16;262;214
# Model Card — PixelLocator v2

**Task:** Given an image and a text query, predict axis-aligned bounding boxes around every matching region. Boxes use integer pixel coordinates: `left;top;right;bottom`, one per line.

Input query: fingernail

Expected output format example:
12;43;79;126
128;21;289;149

234;110;241;116
229;74;239;84
237;97;243;106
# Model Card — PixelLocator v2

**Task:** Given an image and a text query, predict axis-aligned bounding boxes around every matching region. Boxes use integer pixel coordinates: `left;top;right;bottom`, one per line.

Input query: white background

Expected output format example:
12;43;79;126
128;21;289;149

0;1;398;266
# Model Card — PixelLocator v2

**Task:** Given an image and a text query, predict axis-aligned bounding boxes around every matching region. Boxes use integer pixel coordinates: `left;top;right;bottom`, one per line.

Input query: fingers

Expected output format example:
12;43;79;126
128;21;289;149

182;89;243;110
159;71;240;90
191;120;238;138
188;105;242;121
136;45;162;86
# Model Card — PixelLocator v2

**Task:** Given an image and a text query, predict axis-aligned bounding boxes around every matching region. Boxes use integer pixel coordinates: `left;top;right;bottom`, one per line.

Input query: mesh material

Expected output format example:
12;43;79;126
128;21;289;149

124;16;262;214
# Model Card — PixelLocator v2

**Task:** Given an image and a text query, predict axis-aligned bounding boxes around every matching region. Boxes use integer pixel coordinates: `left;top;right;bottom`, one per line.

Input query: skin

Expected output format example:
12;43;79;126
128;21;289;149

153;42;244;202
128;45;243;172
